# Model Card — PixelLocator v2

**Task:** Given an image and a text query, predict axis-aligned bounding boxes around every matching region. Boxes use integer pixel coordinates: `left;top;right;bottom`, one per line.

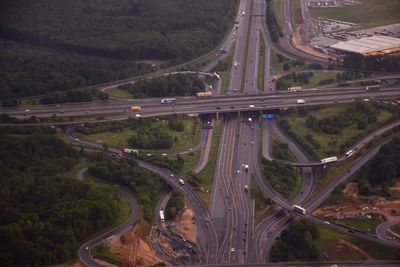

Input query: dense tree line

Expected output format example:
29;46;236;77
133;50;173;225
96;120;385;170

271;219;320;261
0;133;121;266
88;155;164;222
356;137;400;197
0;0;237;102
129;131;174;149
165;191;185;220
120;74;205;98
78;115;191;150
276;71;314;90
39;88;108;105
305;102;379;135
342;54;400;72
262;159;300;199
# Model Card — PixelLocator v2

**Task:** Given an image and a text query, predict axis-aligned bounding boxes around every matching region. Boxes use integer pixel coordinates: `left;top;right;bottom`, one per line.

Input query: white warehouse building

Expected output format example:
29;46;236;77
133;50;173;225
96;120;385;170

330;36;400;56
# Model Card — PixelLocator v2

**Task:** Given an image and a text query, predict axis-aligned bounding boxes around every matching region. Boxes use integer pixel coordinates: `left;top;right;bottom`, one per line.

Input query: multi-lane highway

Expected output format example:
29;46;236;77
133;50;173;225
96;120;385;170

4;0;400;265
2;87;399;123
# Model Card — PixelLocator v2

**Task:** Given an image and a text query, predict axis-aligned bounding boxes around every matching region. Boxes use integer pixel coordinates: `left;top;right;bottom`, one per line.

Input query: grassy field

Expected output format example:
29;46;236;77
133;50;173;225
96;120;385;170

309;160;353;202
315;224;400;261
108;87;134;98
336;214;383;235
283;104;393;157
271;0;284;31
195;119;222;205
270;50;288;74
276;71;338;90
218;42;235;93
251;179;275;226
76;117;200;153
92;244;122;266
309;0;400;28
257;34;266;91
290;0;302;27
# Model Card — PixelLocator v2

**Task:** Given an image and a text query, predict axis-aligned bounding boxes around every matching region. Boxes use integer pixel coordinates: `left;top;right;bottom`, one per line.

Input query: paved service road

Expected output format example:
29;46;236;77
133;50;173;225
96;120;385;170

376;221;400;241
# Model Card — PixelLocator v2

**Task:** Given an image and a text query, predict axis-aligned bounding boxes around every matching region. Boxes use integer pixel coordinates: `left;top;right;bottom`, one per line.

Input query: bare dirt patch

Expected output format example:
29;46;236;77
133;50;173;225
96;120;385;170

174;207;197;243
343;182;359;197
107;224;162;267
291;26;334;60
314;198;400;221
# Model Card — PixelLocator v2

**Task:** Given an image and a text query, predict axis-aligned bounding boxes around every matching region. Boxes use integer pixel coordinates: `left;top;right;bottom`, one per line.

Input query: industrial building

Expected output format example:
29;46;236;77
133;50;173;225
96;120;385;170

330;36;400;56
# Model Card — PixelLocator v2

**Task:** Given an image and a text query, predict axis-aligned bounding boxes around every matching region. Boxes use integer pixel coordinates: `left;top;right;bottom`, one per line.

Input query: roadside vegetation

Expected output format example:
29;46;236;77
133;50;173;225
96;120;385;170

212;45;235;93
251;180;272;226
0;129;126;266
271;219;320;261
165;191;185;220
271;0;284;31
352;137;400;197
117;74;205;98
184;119;222;205
76;115;200;152
88;153;164;223
336;214;383;235
262;159;301;200
309;0;400;28
276;71;339;90
272;220;400;262
92;243;123;266
277;102;398;159
270;51;328;76
316;224;400;261
265;0;282;42
257;35;266;91
0;0;238;106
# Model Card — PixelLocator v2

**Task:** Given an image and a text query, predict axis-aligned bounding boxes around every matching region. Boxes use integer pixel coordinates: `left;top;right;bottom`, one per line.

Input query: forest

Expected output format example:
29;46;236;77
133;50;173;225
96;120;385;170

119;74;205;98
0;131;122;266
88;155;164;222
356;137;400;196
0;0;238;104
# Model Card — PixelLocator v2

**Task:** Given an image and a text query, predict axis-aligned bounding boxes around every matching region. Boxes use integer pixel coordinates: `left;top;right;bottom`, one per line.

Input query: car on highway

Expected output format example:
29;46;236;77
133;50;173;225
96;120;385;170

25;109;30;112
85;246;90;250
249;104;255;108
231;247;235;253
170;173;174;177
323;221;330;225
179;179;185;185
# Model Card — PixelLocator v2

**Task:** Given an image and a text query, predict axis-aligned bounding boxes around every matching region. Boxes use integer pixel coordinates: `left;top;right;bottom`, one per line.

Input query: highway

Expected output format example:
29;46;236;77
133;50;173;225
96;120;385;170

376;221;400;241
2;87;399;123
6;0;400;265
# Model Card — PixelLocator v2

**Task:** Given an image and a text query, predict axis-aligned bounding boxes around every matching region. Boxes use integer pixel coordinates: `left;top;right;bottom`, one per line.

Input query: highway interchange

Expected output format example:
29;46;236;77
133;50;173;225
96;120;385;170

2;0;400;266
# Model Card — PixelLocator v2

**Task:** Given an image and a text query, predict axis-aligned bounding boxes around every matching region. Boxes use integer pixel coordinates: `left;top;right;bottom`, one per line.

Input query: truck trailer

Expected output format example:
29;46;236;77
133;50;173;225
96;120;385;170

320;156;338;164
292;205;306;214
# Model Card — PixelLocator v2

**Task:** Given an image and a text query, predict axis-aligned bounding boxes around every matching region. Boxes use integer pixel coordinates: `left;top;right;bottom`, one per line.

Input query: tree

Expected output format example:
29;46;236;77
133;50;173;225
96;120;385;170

283;63;290;71
357;120;367;130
